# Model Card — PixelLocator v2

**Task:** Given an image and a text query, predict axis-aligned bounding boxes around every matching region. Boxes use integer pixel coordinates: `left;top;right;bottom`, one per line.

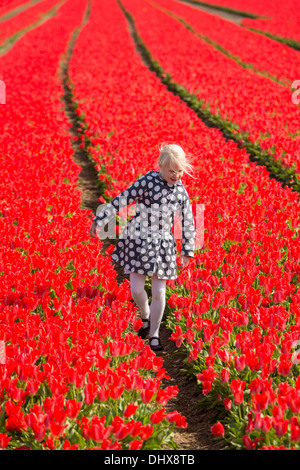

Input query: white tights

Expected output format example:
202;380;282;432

130;272;166;339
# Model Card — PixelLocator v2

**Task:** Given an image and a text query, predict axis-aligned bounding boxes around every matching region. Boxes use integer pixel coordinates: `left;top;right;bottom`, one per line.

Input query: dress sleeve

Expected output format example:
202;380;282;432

178;189;195;257
94;172;148;230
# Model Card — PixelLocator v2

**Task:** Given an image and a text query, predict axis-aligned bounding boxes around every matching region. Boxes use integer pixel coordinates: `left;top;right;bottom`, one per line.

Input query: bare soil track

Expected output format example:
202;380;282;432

158;327;222;450
176;0;246;25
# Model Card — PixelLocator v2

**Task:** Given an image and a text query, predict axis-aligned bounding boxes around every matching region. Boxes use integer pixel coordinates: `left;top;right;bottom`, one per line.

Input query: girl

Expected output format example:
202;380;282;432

90;144;195;351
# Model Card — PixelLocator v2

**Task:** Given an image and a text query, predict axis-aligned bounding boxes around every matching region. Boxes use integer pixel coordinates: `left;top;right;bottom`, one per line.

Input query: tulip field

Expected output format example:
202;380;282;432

1;0;300;452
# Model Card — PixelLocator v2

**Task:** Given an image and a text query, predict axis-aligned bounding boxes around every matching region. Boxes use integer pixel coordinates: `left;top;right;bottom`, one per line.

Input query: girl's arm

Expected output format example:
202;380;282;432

90;173;148;238
178;190;195;259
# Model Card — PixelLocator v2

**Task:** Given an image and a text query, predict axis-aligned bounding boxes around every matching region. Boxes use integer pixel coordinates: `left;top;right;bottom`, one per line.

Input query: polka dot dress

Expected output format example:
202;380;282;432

94;170;195;279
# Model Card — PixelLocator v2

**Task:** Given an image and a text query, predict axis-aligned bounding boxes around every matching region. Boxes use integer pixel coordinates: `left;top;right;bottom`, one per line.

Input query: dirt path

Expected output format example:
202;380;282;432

158;327;222;450
0;0;65;56
0;0;44;23
175;0;249;25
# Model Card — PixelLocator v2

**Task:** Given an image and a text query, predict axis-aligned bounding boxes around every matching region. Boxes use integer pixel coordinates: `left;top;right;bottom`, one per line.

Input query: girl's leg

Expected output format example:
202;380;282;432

149;273;167;346
130;272;150;324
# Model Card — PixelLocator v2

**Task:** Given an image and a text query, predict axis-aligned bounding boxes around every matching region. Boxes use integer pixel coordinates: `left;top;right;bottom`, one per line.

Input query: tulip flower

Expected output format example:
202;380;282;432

0;433;12;449
223;397;232;411
5;401;28;433
220;368;230;383
242;435;261;450
230;379;246;405
211;422;225;438
234;354;246;372
129;439;143;450
150;408;167;424
124;403;138;418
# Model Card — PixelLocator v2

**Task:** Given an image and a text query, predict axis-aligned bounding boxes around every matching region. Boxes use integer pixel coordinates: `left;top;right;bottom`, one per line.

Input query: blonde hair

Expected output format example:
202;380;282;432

158;143;195;179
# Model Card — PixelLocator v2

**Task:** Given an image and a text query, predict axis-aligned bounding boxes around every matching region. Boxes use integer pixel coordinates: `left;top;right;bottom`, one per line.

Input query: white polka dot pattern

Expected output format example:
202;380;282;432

95;170;195;279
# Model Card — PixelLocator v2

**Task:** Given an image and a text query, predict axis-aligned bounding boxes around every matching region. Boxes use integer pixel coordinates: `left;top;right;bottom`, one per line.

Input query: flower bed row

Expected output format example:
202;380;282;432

0;0;65;47
154;0;299;86
67;0;300;449
185;0;300;44
194;0;294;19
0;0;185;450
0;0;27;17
122;0;300;185
243;17;300;49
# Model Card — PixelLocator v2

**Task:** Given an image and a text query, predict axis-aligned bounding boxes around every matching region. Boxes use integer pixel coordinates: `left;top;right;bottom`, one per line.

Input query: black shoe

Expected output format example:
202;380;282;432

149;336;163;351
138;319;150;339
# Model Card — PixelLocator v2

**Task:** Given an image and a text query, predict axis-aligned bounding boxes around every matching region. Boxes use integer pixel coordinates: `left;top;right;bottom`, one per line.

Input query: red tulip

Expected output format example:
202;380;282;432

165;411;187;428
218;348;231;363
290;416;300;442
197;367;217;384
150;408;166;424
202;381;212;395
124;403;138;418
63;440;79;450
278;359;292;377
230;379;246;405
89;418;112;443
5;401;28;433
0;433;12;449
110;385;124;400
223;397;232;410
129;439;143;450
66;399;82;420
141;388;155;404
272;416;289;438
49;421;68;439
170;325;183;348
220;368;230;383
129;421;142;438
139;424;154;440
45;436;56;450
84;383;98;405
211;422;225;437
261;416;272;433
242;435;261;450
234;354;246;371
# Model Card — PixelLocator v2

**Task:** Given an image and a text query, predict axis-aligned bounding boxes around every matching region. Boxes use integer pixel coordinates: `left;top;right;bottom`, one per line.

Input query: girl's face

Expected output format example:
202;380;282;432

159;164;184;185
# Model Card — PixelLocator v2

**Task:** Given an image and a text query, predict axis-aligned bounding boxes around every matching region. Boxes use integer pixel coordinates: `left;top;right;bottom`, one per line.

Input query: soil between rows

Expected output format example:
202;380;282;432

176;0;246;25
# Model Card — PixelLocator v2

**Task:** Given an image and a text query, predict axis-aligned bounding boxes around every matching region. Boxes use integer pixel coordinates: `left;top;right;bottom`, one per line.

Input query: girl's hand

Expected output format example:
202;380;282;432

90;221;99;238
179;254;190;269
